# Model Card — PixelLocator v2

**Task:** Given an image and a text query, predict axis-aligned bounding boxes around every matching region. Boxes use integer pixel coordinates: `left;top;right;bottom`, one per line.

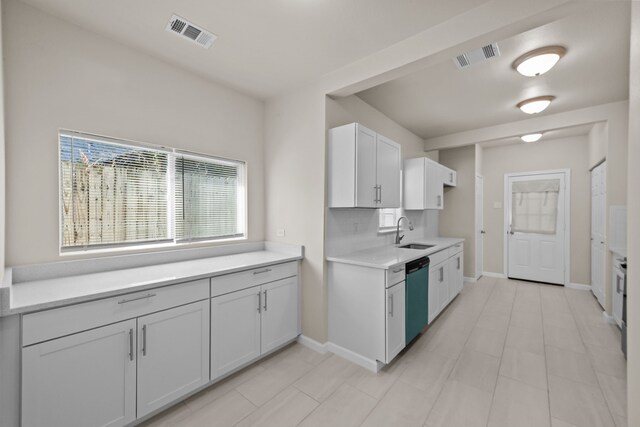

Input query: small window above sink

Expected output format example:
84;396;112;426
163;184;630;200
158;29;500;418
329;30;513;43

399;244;434;250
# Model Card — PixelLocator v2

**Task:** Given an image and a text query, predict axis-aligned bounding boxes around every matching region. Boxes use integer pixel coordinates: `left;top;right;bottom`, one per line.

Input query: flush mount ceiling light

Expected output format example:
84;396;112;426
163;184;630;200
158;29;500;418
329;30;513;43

521;133;543;143
516;96;555;114
512;46;566;77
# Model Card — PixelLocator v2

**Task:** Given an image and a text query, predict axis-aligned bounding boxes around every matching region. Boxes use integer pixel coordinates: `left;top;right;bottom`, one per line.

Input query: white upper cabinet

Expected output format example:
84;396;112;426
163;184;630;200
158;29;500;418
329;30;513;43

403;157;445;210
328;123;401;208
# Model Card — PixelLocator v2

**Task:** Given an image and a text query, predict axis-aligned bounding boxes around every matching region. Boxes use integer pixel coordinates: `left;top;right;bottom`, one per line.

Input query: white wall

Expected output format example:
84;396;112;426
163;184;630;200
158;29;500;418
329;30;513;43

626;2;640;424
3;0;265;266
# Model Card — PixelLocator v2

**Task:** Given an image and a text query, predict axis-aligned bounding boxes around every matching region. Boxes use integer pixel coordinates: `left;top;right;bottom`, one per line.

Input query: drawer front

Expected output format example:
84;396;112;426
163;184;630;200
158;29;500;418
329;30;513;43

386;264;406;288
428;249;449;267
211;261;297;297
448;243;463;258
23;279;209;346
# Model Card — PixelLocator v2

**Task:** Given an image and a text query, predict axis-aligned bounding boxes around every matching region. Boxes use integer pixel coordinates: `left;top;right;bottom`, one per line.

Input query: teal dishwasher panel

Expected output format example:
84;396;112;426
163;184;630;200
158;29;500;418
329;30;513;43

405;263;429;344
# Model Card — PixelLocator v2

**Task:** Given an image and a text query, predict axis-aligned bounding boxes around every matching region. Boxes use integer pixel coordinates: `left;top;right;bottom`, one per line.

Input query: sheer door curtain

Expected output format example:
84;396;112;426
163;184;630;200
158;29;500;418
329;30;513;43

512;179;560;234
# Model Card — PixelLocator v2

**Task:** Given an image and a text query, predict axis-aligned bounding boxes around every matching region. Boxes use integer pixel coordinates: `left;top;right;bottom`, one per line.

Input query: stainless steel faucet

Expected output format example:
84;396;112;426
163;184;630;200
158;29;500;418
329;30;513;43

395;216;414;244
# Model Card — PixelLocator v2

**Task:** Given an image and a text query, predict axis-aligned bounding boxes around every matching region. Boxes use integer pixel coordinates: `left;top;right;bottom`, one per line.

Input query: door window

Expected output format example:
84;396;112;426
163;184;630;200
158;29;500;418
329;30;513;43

511;179;560;234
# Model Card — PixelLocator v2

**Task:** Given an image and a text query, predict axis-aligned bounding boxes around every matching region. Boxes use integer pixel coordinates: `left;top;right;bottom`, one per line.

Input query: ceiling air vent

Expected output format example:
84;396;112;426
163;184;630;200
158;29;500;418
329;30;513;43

165;14;216;49
453;42;501;69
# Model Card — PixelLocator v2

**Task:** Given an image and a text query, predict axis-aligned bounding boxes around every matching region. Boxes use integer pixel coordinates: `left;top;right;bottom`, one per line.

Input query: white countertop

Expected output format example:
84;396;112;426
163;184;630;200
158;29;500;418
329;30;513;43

326;237;464;269
3;248;302;316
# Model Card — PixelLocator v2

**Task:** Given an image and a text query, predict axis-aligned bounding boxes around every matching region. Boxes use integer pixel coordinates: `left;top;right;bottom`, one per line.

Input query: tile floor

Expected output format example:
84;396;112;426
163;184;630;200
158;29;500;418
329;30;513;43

141;277;627;427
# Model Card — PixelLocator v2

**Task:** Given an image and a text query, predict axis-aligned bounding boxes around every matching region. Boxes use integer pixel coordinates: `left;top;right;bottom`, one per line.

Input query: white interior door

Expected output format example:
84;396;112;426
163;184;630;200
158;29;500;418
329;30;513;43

507;171;568;285
476;175;484;279
591;161;606;307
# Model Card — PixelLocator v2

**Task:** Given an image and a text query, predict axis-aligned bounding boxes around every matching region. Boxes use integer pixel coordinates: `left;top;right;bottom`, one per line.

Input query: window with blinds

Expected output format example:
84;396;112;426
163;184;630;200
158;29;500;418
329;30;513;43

175;155;245;241
59;131;246;251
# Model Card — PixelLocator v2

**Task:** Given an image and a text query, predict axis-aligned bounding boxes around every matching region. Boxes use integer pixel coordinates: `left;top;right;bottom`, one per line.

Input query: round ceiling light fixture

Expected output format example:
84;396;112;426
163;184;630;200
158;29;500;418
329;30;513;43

517;96;555;114
512;46;566;77
521;133;543;143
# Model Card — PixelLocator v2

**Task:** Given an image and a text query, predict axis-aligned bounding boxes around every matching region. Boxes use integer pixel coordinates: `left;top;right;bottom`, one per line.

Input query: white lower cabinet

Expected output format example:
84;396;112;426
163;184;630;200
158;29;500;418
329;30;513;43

448;251;464;303
386;281;406;362
428;247;464;324
22;319;137;427
137;300;210;418
211;275;299;380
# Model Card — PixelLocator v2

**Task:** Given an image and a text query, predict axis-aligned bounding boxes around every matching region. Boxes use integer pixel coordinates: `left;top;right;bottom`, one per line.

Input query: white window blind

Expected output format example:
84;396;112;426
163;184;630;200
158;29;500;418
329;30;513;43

60;134;170;249
511;179;560;234
60;131;246;252
175;155;245;241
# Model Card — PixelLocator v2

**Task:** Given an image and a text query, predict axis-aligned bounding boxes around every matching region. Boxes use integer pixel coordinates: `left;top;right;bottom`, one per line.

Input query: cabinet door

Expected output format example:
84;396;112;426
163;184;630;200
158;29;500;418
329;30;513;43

261;276;299;354
436;263;449;313
22;319;136;427
211;287;262;380
428;265;440;323
376;134;401;208
385;281;406;362
137;300;210;418
425;161;444;210
355;125;378;208
448;252;464;302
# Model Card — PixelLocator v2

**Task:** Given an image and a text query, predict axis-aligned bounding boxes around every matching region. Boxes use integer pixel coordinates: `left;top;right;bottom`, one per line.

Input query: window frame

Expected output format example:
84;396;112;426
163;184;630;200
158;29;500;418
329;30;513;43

58;130;248;254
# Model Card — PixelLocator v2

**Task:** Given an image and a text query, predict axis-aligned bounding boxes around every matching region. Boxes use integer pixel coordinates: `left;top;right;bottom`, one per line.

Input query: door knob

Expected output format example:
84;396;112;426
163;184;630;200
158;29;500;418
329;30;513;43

480;230;486;234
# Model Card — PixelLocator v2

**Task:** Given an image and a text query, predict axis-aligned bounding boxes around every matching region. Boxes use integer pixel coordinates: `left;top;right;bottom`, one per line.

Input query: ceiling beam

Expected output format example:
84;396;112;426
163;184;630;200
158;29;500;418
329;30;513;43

423;100;629;150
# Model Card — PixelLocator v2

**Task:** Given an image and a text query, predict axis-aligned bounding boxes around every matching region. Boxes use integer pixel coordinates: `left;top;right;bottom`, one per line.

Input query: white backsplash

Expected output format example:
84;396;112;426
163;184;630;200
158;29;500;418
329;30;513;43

325;208;439;257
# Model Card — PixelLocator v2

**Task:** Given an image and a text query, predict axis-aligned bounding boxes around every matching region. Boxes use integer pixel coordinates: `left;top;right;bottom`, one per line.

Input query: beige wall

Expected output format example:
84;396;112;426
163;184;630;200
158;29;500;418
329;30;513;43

326;95;425;159
439;146;476;278
588;121;607;168
626;2;640;423
3;0;265;266
482;136;591;284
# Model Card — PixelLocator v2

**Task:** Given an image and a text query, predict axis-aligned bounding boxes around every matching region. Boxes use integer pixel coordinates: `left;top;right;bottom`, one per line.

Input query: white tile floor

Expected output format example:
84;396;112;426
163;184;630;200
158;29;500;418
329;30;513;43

141;277;627;427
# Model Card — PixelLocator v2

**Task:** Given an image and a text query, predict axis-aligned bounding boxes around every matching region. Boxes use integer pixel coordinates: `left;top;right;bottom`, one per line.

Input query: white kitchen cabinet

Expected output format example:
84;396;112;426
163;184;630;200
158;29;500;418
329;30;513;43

137;300;210;418
441;165;457;187
448;251;464;303
22;319;137;427
428;261;444;324
328;123;401;208
261;276;300;354
386;281;406;362
211;287;262;380
211;275;299;380
403;157;444;210
613;260;625;327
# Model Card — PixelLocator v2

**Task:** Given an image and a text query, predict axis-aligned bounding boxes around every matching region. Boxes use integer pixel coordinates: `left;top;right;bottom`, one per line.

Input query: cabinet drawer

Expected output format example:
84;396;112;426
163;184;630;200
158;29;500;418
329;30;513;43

448;243;463;258
22;279;209;346
211;261;297;297
386;264;405;288
428;249;449;267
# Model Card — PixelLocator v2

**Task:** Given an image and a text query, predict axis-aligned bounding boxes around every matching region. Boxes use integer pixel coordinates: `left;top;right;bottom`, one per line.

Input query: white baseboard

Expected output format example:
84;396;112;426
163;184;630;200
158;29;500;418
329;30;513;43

325;342;382;373
602;311;616;325
464;277;476;283
297;335;328;354
483;271;507;279
567;283;591;291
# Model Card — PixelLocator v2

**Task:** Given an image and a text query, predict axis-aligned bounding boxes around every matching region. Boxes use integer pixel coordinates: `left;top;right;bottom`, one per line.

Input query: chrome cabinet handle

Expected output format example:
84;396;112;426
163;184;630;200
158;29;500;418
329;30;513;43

437;195;442;207
118;293;156;304
389;294;394;317
392;267;404;273
379;185;382;203
616;276;621;293
449;172;453;182
253;268;272;275
128;328;134;361
257;292;262;313
457;257;461;270
440;267;444;282
142;325;147;356
263;290;268;311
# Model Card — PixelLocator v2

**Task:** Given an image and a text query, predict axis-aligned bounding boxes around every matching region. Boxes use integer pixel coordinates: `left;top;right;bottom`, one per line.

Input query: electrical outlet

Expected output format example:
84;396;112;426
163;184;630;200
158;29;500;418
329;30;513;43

276;228;285;237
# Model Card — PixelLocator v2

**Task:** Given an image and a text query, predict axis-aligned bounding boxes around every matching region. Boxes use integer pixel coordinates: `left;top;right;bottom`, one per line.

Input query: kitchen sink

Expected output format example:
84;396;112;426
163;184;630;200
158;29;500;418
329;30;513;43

399;243;435;250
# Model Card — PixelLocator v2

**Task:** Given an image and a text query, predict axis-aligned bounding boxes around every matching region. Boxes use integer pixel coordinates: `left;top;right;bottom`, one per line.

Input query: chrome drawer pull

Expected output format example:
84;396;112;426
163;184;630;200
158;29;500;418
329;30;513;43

392;267;404;274
118;293;156;304
253;268;272;275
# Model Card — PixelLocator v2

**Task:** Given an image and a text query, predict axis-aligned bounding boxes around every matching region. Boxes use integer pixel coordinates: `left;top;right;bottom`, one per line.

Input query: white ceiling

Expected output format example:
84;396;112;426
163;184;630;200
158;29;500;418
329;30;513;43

20;0;490;99
356;3;630;140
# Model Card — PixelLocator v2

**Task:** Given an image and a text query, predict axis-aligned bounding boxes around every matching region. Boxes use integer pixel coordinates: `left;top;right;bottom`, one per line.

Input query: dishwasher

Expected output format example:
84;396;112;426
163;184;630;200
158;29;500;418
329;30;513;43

405;256;430;344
